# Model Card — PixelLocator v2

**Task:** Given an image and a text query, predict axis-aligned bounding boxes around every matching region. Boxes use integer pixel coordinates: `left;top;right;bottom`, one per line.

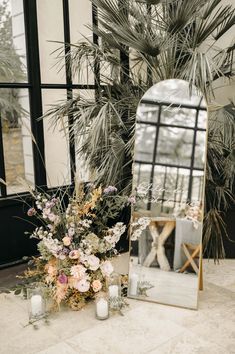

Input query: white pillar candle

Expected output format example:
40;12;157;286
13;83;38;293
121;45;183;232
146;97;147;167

31;294;43;317
96;298;109;319
129;273;138;296
108;285;119;298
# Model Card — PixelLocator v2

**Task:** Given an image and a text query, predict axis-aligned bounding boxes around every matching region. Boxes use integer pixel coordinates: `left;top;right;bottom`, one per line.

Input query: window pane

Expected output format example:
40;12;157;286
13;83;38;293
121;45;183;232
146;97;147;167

155;127;194;167
198;109;207;129
133;163;152;211
1;88;34;194
135;123;156;162
42;89;71;187
69;0;94;85
160;106;196;128
137;103;159;123
191;171;204;202
0;0;27;82
194;130;206;169
133;163;151;187
73;89;94;182
37;0;66;84
153;166;190;212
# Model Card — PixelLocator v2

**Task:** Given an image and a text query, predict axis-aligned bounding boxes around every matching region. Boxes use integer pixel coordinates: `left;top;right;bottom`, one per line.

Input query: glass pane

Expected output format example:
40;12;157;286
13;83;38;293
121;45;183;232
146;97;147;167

37;0;66;84
198;109;207;129
137;103;159;123
135;123;156;162
194;130;207;169
143;79;205;107
73;89;94;182
133;163;152;211
69;0;94;85
0;0;27;82
152;166;190;213
133;163;151;188
191;170;204;202
161;106;196;128
156;127;194;167
42;89;71;187
1;88;34;194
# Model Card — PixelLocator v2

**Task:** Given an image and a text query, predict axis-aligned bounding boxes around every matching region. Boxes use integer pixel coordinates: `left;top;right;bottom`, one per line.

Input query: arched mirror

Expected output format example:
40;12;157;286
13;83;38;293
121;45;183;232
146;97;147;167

128;79;208;310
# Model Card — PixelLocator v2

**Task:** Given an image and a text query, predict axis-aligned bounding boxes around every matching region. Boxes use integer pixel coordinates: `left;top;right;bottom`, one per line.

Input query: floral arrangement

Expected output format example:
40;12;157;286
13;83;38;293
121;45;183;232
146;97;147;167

130;217;151;241
21;184;133;310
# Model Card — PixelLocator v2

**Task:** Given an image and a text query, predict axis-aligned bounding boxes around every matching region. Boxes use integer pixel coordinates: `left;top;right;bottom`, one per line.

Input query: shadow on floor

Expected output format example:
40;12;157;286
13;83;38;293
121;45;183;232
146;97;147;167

0;263;27;292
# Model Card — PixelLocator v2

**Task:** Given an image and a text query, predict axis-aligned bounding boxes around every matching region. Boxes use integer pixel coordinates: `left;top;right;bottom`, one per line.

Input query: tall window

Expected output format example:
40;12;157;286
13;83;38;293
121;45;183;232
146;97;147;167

0;0;95;198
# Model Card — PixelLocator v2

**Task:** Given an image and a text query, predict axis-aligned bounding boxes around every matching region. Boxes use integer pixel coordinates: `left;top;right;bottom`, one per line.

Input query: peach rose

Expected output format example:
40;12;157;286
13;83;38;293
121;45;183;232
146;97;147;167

92;279;102;292
62;236;71;246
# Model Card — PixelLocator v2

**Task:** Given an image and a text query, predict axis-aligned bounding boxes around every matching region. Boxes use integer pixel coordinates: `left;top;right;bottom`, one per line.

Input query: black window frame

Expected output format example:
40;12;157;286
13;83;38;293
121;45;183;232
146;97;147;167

135;98;207;210
0;0;100;201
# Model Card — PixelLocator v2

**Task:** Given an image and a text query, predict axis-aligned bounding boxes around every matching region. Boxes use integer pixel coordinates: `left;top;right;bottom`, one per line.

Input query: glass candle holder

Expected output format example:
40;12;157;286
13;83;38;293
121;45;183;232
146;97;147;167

27;284;46;322
95;292;109;320
128;262;141;297
107;272;122;311
107;272;121;299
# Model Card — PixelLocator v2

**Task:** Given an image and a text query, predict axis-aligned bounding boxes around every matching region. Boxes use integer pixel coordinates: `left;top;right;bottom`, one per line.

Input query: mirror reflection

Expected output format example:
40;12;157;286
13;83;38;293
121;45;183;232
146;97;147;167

128;79;207;309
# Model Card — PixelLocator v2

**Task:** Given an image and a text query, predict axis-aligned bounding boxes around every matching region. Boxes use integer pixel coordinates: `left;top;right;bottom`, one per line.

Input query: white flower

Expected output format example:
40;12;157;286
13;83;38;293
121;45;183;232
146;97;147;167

70;265;87;279
131;229;142;241
86;255;100;271
42;236;62;256
68;227;75;237
75;279;90;293
100;260;114;277
138;217;150;227
79;219;92;228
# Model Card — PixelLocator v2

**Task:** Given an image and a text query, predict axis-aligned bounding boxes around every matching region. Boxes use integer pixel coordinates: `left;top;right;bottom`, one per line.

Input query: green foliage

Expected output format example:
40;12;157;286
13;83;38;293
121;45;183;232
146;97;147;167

44;0;235;260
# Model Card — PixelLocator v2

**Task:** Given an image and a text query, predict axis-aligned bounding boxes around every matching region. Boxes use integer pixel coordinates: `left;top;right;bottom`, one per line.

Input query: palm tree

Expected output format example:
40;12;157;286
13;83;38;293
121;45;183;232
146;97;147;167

44;0;235;259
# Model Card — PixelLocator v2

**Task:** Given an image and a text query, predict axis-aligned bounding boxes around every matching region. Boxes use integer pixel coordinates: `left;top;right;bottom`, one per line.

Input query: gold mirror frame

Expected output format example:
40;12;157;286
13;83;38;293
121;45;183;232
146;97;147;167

127;79;208;310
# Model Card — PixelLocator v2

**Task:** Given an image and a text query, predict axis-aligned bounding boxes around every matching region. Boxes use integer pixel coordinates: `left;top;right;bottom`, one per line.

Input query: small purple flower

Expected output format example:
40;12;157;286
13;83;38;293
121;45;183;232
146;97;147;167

61;248;70;256
51;197;58;204
45;201;54;209
128;196;136;204
27;208;36;217
58;273;68;284
103;186;118;194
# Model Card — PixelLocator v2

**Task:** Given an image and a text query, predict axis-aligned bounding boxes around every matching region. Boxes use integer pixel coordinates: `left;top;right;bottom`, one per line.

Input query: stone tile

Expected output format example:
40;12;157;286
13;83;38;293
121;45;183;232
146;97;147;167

66;307;185;354
48;303;101;341
0;324;59;354
147;330;230;354
35;343;78;354
191;318;235;353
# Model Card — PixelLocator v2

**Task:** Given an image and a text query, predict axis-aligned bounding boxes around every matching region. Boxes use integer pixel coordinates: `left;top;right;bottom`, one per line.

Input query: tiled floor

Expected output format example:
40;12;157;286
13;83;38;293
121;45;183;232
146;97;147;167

0;259;235;354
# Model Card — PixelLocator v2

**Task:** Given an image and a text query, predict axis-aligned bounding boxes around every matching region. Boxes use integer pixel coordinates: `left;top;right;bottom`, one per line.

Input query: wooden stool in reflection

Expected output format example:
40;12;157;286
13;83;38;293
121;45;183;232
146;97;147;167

143;219;175;271
179;243;203;290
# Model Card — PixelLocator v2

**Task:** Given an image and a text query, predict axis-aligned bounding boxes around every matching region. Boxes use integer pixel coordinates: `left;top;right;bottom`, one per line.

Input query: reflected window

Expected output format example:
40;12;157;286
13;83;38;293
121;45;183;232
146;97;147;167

135;81;207;211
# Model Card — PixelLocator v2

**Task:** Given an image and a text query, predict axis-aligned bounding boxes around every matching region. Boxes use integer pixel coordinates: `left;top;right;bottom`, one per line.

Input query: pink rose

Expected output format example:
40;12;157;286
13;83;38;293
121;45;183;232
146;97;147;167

62;236;71;246
27;208;36;217
75;279;90;293
92;279;102;292
100;260;114;277
58;273;68;284
87;255;100;271
69;250;79;259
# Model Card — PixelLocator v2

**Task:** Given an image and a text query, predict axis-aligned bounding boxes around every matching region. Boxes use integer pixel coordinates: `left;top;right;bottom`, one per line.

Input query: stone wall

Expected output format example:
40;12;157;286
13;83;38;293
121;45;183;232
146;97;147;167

2;128;25;185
